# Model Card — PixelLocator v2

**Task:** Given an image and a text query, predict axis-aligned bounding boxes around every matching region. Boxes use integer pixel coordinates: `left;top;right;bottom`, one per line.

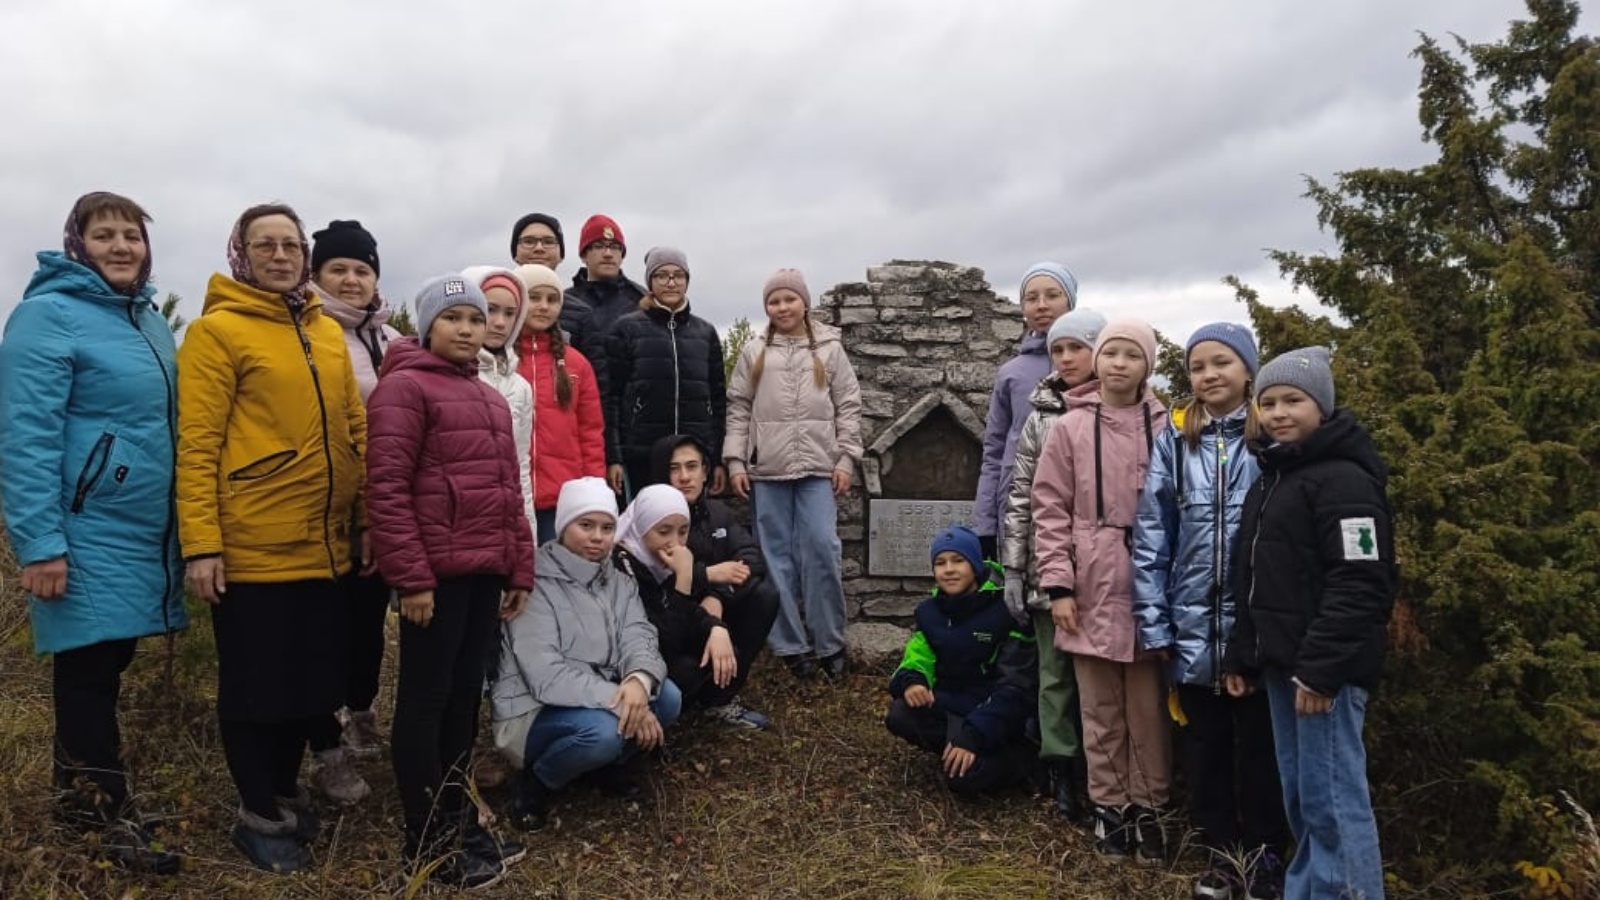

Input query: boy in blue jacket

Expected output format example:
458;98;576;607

885;525;1037;796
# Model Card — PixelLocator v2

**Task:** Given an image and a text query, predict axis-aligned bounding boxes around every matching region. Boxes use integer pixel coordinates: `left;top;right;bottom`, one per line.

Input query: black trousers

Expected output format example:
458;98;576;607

53;638;138;823
1177;683;1291;853
219;716;325;819
672;577;781;708
344;570;392;713
885;697;1020;796
391;574;503;843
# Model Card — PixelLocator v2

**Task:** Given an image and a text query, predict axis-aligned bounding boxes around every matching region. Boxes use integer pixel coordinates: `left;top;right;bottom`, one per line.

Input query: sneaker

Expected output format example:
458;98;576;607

429;848;506;891
341;708;384;759
233;808;310;874
98;819;182;875
1193;854;1241;899
1092;804;1132;857
1130;805;1166;865
703;697;771;730
1244;848;1284;900
464;823;526;869
780;654;817;679
312;747;371;805
508;779;550;833
818;651;849;680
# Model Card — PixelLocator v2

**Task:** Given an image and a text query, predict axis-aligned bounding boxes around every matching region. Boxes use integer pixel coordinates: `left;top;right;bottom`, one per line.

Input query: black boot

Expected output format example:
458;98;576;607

232;807;310;874
274;786;321;845
1053;756;1091;827
406;825;505;891
509;773;551;832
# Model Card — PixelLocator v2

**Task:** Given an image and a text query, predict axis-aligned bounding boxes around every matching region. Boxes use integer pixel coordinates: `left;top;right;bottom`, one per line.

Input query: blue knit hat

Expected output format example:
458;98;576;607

1019;262;1078;310
930;524;985;577
1185;322;1260;377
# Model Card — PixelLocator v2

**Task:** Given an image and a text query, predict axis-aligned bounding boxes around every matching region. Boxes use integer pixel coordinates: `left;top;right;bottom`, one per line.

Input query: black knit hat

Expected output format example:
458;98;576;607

310;219;379;276
511;212;566;261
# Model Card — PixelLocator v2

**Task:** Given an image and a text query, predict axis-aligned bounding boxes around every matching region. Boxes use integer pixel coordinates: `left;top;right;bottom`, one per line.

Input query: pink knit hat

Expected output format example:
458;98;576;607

1094;317;1158;373
762;268;812;307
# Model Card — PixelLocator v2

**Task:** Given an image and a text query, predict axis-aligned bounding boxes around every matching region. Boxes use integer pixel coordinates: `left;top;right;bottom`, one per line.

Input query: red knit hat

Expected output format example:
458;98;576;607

579;214;625;256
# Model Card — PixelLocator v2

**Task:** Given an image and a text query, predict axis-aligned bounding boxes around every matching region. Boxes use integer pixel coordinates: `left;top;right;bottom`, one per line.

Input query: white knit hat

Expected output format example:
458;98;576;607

554;477;618;540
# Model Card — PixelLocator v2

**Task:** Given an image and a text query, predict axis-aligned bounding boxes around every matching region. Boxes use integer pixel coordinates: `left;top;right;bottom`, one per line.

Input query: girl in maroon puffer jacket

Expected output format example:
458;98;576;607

367;274;535;889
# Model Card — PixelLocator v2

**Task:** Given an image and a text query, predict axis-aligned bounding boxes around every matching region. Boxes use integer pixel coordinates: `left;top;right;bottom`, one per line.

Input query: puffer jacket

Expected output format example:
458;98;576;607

0;251;188;653
365;338;534;594
565;267;645;400
1223;410;1397;696
975;330;1051;540
1000;371;1071;612
491;540;667;726
1031;382;1167;661
723;320;863;481
604;298;725;469
1132;405;1259;688
465;265;537;529
516;330;606;510
176;273;365;581
313;283;400;404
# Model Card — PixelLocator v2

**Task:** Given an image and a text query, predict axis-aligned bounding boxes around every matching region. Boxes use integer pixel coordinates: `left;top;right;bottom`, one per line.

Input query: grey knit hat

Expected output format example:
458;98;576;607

644;246;689;286
414;274;488;348
1255;346;1335;416
1047;307;1107;349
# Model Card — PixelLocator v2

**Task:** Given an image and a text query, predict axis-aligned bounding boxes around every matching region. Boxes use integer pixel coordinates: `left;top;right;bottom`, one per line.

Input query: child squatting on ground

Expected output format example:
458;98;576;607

1223;346;1396;900
885;525;1037;796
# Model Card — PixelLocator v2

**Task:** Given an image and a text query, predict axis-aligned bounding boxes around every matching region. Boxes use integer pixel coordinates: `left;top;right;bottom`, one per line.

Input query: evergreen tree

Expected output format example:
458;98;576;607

722;316;754;379
389;305;417;337
1239;0;1600;886
160;292;186;334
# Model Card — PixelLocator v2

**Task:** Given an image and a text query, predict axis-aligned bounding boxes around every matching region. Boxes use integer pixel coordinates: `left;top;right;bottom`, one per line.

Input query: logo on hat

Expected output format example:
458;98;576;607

443;279;465;296
602;227;615;240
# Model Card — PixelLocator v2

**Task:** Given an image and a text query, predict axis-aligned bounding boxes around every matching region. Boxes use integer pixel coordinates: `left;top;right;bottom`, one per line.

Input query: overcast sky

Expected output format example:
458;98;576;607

0;1;1577;343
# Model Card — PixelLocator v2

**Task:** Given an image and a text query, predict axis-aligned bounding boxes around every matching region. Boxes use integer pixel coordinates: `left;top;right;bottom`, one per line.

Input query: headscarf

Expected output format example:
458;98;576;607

226;208;312;311
63;192;152;298
615;484;691;582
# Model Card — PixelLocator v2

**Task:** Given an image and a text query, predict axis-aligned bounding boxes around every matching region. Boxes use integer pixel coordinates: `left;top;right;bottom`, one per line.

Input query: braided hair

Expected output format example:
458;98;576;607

750;312;825;391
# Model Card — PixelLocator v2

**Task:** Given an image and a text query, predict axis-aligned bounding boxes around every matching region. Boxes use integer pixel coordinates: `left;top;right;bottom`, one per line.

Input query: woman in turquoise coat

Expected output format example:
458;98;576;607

0;192;187;873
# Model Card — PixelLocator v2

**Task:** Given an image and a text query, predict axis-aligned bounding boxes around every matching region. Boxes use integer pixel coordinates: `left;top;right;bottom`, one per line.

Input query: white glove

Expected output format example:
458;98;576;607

1003;571;1027;621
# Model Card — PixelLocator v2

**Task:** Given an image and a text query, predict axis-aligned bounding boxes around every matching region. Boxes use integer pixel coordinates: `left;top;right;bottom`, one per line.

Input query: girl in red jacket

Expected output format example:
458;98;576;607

514;263;607;543
367;274;536;890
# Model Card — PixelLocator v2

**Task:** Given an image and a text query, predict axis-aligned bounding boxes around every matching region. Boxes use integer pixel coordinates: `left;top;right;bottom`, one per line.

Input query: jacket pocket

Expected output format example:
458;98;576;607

228;448;298;482
70;432;117;514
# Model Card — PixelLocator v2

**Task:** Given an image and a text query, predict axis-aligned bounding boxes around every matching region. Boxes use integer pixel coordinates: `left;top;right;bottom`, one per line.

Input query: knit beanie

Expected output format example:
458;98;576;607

579;214;625;256
510;212;565;260
1019;262;1079;310
554;476;619;540
1046;307;1107;350
1185;322;1260;377
1255;346;1336;417
310;219;380;276
414;274;488;348
643;246;690;286
763;268;812;307
930;524;986;579
514;263;563;296
1095;318;1158;374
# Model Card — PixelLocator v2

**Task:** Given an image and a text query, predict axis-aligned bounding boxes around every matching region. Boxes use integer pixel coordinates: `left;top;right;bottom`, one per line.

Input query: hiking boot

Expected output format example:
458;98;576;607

1092;804;1133;857
312;747;371;805
98;819;182;875
1244;847;1284;900
1193;851;1242;899
464;822;526;869
780;654;817;679
590;762;643;799
1049;757;1090;825
703;697;770;730
275;786;321;845
232;807;310;874
341;708;384;759
1130;805;1166;865
818;651;850;680
509;774;551;832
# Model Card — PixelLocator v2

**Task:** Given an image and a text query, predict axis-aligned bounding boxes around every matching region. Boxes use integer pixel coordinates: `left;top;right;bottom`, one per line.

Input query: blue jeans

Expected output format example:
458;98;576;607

1264;671;1385;899
751;477;846;658
522;680;682;789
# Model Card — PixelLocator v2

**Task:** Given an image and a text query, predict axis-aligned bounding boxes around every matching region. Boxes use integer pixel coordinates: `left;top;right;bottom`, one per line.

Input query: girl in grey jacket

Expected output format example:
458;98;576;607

490;477;682;831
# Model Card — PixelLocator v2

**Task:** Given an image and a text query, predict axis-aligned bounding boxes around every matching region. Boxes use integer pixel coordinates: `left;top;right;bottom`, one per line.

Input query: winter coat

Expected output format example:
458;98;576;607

604;298;725;470
647;434;768;602
1132;406;1259;688
975;331;1051;539
491;540;667;727
1000;371;1070;611
614;545;722;699
1223;410;1397;696
1031;382;1167;661
365;338;535;594
516;330;606;510
564;268;645;401
477;346;535;529
176;273;365;582
888;570;1037;752
0;251;188;654
313;284;400;404
723;321;863;481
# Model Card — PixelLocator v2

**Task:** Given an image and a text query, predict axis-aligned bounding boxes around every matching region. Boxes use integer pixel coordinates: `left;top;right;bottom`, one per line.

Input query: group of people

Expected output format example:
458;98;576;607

882;263;1396;899
0;193;861;890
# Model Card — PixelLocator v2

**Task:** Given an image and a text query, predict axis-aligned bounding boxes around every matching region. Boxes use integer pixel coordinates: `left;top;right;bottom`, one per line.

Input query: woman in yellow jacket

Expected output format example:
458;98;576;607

176;203;366;874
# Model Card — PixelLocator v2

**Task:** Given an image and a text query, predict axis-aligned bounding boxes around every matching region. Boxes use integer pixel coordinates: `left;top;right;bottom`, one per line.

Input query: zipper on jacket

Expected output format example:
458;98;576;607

292;306;341;577
71;432;117;513
1245;469;1282;667
1209;428;1226;694
669;313;681;434
128;303;178;635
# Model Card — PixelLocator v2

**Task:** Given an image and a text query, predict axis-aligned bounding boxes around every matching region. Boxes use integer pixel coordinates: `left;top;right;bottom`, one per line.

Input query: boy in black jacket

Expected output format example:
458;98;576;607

886;525;1037;796
1222;347;1394;900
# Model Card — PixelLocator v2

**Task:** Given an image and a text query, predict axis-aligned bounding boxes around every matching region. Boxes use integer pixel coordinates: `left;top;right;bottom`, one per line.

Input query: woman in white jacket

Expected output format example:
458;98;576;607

725;269;863;680
462;266;536;531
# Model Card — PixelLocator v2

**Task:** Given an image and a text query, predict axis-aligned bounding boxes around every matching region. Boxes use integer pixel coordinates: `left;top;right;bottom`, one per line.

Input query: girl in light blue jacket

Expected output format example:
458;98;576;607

1132;323;1288;899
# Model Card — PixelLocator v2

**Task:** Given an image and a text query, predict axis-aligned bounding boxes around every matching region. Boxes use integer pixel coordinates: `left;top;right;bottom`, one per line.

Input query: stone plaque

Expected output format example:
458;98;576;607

868;499;975;576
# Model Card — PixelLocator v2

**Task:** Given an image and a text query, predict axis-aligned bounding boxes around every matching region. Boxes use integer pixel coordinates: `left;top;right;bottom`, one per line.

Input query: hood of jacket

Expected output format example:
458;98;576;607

313;282;395;330
462;265;531;374
1016;329;1047;356
1254;408;1386;482
761;319;845;350
200;271;323;324
539;539;615;591
24;251;157;310
1064;378;1162;422
1026;371;1072;414
379;335;478;380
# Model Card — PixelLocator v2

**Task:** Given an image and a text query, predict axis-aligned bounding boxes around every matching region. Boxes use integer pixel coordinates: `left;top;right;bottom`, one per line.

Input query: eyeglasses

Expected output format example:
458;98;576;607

518;236;560;248
247;240;307;257
652;271;687;285
588;240;624;254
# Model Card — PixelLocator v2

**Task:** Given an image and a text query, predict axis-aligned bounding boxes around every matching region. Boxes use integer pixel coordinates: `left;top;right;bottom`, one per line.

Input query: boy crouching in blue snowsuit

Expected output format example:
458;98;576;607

886;525;1038;796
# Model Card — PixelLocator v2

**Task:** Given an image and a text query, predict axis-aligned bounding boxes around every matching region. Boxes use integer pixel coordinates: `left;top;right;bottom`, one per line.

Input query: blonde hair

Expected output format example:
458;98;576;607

1179;388;1263;449
750;313;825;391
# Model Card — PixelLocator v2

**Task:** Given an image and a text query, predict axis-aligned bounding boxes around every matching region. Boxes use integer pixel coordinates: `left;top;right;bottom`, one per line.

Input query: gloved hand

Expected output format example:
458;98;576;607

1003;571;1027;621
